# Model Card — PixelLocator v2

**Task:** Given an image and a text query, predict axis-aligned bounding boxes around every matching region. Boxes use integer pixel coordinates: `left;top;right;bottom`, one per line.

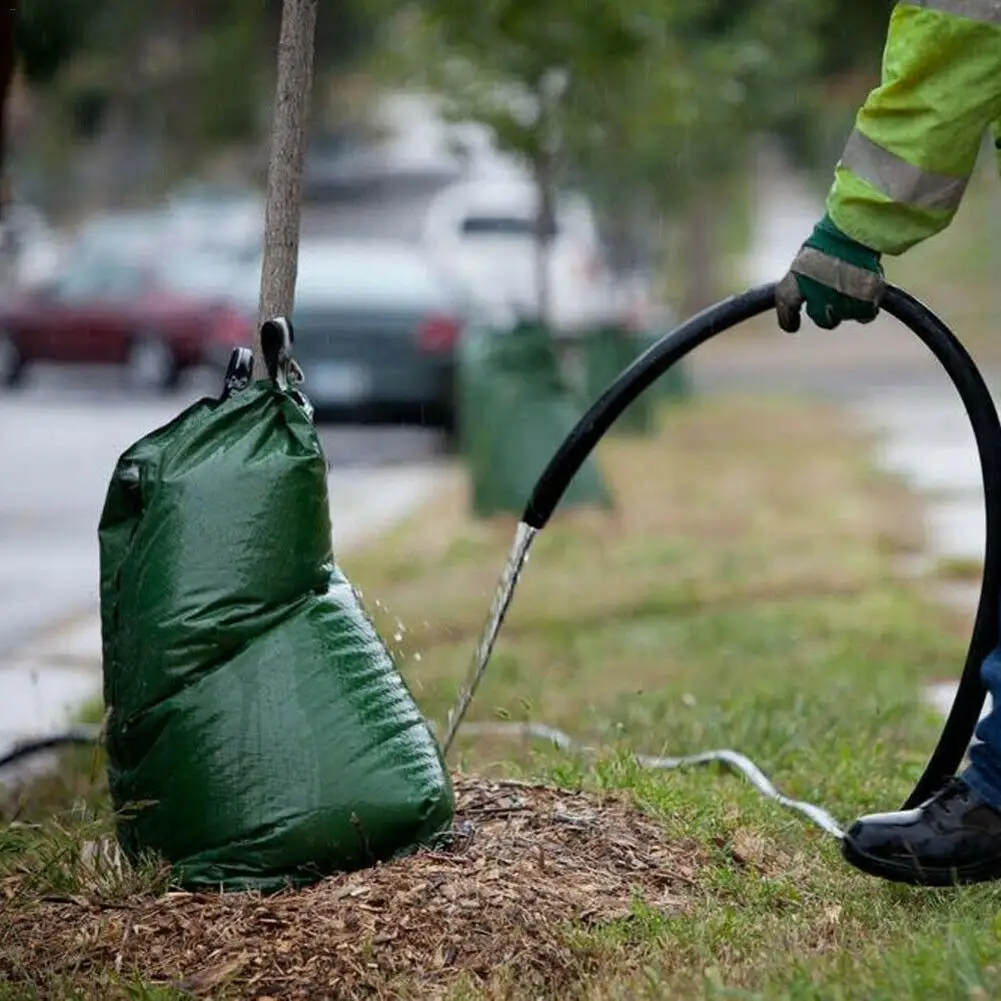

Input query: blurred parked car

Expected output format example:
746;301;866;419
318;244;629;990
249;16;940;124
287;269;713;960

70;210;171;260
0;249;254;391
163;183;264;258
420;177;616;335
262;237;475;436
0;202;63;291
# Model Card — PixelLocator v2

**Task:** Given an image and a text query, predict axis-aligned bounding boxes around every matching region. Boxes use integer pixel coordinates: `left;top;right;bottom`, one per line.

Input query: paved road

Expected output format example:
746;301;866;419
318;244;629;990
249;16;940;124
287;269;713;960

0;366;447;654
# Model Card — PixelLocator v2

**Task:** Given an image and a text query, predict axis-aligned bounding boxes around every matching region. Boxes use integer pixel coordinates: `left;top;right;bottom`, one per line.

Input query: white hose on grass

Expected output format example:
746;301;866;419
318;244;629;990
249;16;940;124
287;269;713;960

455;721;846;839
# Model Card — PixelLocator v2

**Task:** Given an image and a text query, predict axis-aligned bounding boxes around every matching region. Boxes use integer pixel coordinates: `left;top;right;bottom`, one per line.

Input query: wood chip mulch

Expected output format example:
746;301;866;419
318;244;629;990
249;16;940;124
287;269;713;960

1;775;703;999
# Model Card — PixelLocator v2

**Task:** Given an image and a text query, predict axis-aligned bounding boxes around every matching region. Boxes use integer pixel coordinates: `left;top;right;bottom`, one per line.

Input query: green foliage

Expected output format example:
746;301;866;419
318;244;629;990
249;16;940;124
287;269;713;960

14;0;101;85
188;2;271;145
554;0;831;233
12;0;376;153
370;0;864;219
816;0;894;78
312;0;387;69
374;0;669;177
767;0;895;174
371;0;897;206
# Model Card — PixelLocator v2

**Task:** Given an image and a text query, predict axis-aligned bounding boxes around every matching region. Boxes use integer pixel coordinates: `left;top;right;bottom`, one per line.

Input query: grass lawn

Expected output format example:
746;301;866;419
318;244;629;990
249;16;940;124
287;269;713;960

3;395;1001;999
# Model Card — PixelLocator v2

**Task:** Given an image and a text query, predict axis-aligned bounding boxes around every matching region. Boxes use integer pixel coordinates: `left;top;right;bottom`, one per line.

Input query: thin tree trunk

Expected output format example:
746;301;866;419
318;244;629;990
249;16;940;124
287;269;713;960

679;183;720;319
0;0;18;218
165;0;201;178
534;219;552;331
533;144;556;330
255;0;319;376
535;236;551;329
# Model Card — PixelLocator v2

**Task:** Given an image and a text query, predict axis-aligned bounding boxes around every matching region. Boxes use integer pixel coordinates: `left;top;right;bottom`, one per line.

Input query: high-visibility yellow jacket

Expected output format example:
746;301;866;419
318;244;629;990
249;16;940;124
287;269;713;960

829;0;1001;256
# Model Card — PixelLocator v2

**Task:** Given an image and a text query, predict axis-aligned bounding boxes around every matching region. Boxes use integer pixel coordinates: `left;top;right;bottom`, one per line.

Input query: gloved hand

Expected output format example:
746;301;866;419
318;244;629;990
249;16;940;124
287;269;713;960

775;214;885;333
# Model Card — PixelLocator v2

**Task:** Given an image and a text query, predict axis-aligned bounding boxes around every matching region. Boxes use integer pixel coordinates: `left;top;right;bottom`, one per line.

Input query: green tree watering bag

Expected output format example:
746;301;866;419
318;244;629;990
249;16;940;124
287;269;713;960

98;337;453;892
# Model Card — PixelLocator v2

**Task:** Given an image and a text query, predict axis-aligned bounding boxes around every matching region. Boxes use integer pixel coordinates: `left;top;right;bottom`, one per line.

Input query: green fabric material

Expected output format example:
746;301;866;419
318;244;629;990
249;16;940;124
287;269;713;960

794;215;884;330
459;323;612;518
806;213;882;271
828;2;1001;255
100;380;453;893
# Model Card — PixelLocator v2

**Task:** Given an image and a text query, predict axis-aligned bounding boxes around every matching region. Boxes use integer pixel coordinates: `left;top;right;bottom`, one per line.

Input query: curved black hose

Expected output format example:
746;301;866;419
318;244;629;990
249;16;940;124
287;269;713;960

0;727;102;772
522;283;1001;810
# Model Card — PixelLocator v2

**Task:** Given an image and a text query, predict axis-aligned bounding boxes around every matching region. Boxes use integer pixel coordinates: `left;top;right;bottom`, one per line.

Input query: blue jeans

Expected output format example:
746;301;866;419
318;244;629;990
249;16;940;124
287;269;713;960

963;644;1001;807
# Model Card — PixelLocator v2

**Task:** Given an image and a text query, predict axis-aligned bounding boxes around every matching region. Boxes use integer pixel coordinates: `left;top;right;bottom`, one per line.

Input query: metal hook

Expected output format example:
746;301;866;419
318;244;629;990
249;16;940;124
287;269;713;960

260;316;295;390
220;346;255;402
259;315;313;419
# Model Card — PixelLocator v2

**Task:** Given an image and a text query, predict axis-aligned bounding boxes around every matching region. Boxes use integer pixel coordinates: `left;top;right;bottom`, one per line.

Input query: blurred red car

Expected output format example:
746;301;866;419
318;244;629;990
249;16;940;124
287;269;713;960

0;249;256;391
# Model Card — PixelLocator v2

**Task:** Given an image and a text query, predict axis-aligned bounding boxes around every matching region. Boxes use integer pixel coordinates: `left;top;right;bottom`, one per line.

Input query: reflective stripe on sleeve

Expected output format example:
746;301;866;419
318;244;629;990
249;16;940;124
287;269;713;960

840;129;969;212
789;248;885;303
905;0;1001;24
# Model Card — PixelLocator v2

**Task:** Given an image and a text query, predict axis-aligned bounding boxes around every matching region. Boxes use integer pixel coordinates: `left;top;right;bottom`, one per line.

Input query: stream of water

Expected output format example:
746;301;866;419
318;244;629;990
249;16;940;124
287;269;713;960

439;519;846;838
440;520;538;755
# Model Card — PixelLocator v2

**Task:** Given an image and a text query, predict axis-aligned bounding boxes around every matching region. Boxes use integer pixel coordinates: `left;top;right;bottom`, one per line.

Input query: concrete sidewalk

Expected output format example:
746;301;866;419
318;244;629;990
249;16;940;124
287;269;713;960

0;463;449;763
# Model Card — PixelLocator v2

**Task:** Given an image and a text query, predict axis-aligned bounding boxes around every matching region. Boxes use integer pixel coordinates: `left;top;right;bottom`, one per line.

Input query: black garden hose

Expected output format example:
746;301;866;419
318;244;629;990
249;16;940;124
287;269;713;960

522;283;1001;811
7;286;1001;817
0;727;102;771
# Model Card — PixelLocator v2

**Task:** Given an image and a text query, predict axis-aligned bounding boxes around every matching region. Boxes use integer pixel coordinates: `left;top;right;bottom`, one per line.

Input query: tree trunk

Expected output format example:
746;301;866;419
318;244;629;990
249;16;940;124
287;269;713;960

0;0;18;218
255;0;319;376
679;183;720;319
534;226;552;331
533;144;556;331
164;0;202;178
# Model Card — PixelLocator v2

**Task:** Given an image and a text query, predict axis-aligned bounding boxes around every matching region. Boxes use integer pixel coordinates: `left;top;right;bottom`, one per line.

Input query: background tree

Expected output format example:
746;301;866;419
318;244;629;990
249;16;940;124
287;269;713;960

556;0;829;312
0;2;17;212
563;0;895;313
367;0;884;317
4;0;374;212
774;0;895;177
3;0;105;211
369;0;677;324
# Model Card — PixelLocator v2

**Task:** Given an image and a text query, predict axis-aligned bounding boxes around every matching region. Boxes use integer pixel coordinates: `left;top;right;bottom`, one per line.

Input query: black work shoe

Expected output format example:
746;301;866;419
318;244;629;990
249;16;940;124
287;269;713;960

841;777;1001;886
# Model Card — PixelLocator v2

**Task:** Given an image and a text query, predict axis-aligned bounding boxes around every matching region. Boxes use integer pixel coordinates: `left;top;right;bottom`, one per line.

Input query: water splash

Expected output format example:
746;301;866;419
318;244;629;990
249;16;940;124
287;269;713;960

441;521;539;756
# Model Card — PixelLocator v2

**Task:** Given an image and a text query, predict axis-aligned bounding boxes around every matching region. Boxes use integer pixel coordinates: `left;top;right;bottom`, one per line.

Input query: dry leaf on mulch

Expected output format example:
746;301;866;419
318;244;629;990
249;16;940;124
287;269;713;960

1;775;703;999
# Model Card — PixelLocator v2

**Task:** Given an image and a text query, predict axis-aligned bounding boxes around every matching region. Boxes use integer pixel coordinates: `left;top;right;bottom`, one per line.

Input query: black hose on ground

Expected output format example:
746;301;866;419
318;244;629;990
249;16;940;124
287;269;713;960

0;727;102;772
522;283;1001;811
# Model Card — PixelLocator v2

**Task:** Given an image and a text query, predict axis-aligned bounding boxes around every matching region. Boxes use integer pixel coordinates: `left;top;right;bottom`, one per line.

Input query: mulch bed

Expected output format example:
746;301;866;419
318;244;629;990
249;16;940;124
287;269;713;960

1;775;703;999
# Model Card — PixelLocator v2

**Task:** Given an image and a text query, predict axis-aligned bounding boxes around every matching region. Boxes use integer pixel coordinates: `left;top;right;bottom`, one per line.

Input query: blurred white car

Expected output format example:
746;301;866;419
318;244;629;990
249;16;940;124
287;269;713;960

70;209;170;259
162;184;264;258
419;178;616;336
0;203;64;290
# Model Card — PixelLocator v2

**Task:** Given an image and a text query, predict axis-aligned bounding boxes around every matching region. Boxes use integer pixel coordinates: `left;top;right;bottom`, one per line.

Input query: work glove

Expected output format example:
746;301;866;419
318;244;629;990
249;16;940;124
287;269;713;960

775;214;885;333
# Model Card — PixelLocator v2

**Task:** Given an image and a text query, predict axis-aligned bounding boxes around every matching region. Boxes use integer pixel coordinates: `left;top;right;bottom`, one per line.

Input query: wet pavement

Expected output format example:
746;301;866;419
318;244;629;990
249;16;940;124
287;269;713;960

852;390;987;564
848;387;994;724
